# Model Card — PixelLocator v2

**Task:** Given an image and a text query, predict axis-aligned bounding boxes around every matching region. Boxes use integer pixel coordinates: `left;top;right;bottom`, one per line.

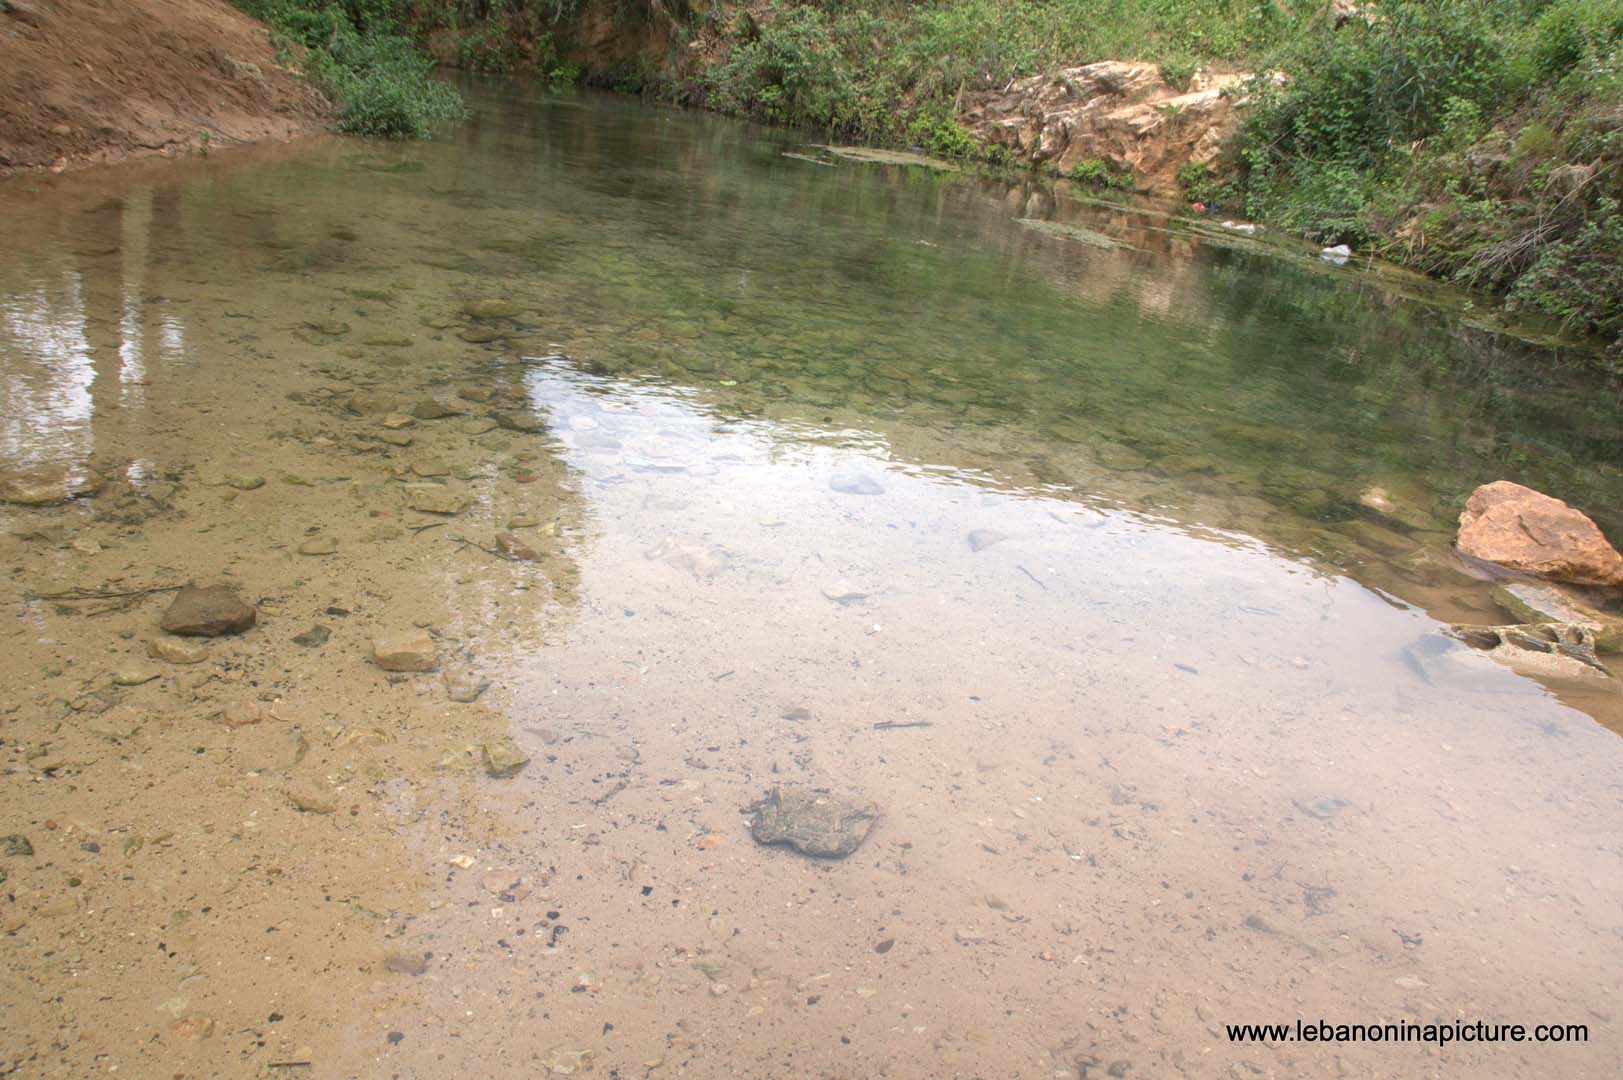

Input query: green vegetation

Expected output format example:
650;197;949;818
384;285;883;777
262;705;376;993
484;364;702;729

674;0;1623;353
1231;0;1623;351
1070;158;1134;190
228;0;1622;352
694;0;1302;143
236;0;463;137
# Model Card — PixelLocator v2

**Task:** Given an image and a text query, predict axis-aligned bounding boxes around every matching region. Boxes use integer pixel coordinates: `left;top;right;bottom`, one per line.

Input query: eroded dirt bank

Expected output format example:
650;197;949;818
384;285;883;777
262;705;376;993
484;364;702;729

0;0;330;174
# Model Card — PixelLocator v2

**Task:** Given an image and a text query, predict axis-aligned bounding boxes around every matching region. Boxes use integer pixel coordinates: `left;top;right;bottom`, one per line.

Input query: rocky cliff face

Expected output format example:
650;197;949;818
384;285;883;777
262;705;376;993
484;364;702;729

958;61;1272;196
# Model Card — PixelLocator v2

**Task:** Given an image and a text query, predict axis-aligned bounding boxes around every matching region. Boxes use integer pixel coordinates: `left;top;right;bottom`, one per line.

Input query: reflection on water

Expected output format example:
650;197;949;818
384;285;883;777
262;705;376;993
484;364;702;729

1;81;1622;1079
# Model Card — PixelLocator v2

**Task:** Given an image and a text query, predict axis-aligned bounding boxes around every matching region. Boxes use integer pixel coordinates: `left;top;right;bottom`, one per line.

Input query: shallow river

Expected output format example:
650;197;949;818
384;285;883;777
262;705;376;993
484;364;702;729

3;83;1623;1079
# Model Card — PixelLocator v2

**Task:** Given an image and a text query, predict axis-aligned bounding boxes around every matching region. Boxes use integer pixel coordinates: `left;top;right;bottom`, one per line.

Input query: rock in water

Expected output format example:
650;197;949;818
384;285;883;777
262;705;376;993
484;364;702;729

494;532;540;561
405;485;468;515
968;529;1009;552
148;637;209;664
463;298;518;319
160;585;257;637
746;786;879;858
0;466;101;506
829;469;884;496
492;410;544;433
1490;581;1623;653
1457;481;1623;585
481;738;530;777
371;631;438;672
444;670;491;703
410;399;459;420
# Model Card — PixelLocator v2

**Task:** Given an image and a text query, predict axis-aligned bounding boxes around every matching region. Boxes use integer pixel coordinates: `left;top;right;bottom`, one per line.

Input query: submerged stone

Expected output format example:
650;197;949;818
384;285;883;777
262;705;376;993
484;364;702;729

382;950;429;976
1490;582;1623;651
492;410;544;433
444;670;492;703
746;785;879;858
160;585;257;637
829;469;884;496
0;466;101;506
495;532;540;561
967;529;1009;552
463;298;518;319
481;738;530;777
286;787;337;814
371;631;437;672
405;485;468;515
147;637;209;664
1451;622;1610;680
410;399;459;420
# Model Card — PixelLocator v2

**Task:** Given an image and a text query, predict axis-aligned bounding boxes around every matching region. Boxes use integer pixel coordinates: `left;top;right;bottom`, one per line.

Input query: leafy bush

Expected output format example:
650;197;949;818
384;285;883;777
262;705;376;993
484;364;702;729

235;0;463;137
907;114;979;158
1070;158;1133;190
1176;159;1225;202
1159;56;1197;93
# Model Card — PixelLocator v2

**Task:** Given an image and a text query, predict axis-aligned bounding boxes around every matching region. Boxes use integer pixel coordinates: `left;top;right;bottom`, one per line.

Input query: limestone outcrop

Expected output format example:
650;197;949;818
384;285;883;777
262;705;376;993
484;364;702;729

1456;481;1623;586
957;61;1273;195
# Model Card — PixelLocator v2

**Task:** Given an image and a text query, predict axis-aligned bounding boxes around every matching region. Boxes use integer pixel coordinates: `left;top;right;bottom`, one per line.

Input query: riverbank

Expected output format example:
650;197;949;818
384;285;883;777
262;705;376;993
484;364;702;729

0;0;330;175
408;0;1623;357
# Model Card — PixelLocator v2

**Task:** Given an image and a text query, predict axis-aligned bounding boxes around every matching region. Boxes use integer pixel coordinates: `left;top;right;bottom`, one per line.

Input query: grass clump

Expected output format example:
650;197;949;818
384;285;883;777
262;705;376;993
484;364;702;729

236;0;464;137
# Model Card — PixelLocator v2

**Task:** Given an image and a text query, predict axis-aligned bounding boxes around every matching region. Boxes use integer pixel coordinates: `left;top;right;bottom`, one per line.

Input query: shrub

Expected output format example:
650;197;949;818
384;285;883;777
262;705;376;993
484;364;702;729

1070;158;1133;190
235;0;464;138
1159;56;1198;93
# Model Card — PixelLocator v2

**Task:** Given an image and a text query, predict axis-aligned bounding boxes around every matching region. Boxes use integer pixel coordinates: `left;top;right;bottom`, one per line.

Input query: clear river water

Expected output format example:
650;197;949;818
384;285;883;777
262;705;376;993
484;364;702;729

2;82;1622;1079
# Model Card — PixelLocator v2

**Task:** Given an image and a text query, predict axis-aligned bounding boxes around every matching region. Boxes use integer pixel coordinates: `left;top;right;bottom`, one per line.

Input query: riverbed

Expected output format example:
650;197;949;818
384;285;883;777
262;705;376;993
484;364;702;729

2;83;1621;1079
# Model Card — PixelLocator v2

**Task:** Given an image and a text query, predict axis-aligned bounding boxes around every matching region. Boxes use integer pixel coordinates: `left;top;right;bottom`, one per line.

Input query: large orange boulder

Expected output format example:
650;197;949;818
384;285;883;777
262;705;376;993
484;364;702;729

1457;481;1623;585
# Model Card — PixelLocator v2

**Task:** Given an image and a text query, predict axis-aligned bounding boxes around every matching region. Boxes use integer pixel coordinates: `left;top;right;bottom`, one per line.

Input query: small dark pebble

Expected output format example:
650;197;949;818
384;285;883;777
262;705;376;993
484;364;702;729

546;910;560;920
806;995;820;1006
874;938;895;954
386;1032;404;1046
80;842;99;853
640;885;653;896
269;1013;284;1023
67;876;81;887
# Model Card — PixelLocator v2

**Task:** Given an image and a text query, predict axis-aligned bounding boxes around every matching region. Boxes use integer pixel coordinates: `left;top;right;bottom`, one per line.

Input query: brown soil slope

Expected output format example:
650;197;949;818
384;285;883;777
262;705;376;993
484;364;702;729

0;0;329;173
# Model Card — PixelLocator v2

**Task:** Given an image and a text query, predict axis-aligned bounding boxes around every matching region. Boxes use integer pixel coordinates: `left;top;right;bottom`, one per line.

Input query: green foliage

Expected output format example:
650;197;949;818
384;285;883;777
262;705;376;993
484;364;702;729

1069;158;1133;190
1176;159;1227;203
1510;198;1623;342
698;0;1316;140
1523;0;1623;85
1158;55;1197;93
1224;0;1623;349
235;0;463;137
907;114;979;158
